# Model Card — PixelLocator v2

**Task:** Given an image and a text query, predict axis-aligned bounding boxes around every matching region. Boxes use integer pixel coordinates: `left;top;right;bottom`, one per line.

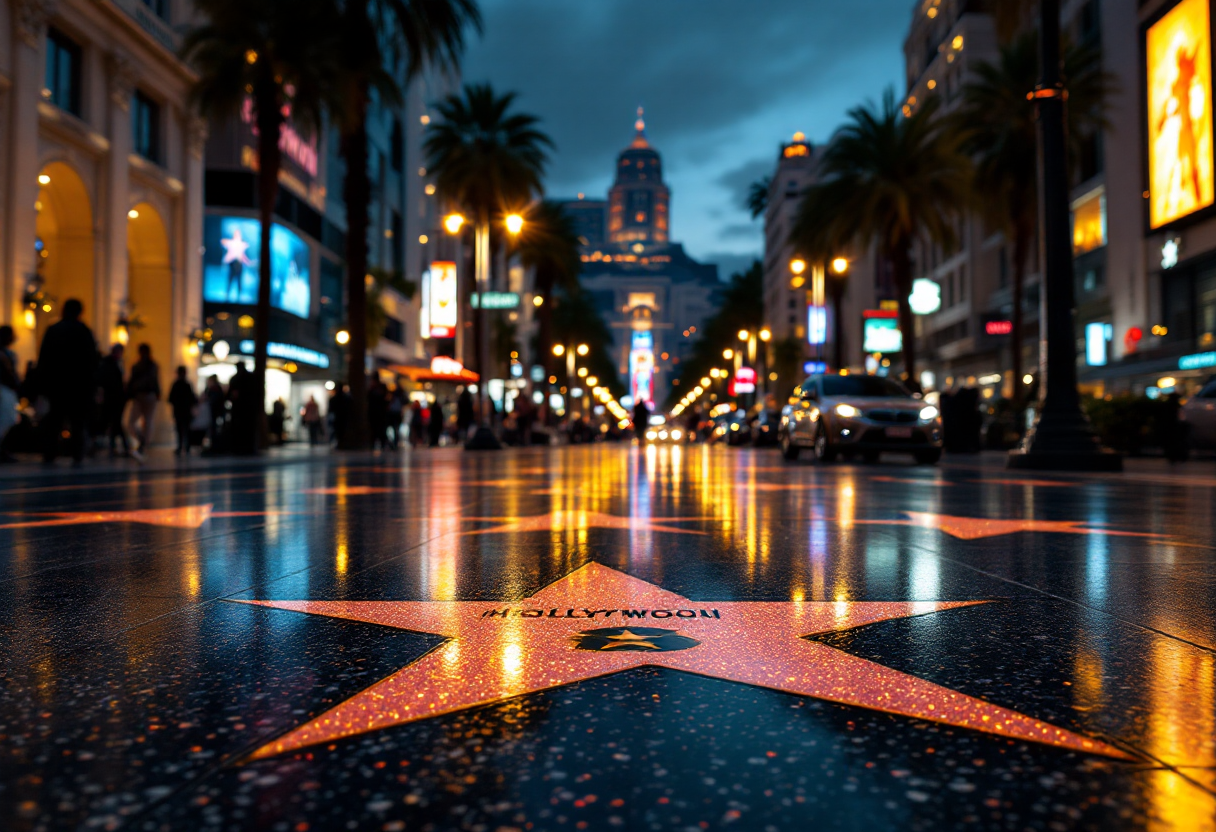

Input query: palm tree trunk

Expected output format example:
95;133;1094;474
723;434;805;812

339;91;370;450
253;79;282;452
1010;223;1031;417
828;277;846;370
889;242;917;384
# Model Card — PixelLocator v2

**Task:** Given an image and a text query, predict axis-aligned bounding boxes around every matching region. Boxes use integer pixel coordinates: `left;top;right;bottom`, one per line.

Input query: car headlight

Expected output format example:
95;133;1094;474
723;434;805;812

919;405;940;421
730;423;739;431
658;430;668;440
835;404;859;418
645;430;657;440
671;429;682;440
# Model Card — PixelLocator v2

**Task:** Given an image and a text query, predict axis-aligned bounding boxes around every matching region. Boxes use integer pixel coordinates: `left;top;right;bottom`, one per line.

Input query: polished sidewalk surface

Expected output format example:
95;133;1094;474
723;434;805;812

2;446;1214;831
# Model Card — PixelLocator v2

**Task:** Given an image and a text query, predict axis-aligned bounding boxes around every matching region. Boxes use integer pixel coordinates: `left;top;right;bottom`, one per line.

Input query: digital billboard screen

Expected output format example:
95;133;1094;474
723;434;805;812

203;216;311;318
863;317;903;354
422;261;458;338
1147;0;1215;229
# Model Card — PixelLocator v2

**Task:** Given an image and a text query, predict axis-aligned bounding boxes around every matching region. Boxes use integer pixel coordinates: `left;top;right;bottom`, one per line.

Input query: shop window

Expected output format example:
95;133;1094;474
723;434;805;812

45;28;82;116
132;91;161;163
1071;190;1106;254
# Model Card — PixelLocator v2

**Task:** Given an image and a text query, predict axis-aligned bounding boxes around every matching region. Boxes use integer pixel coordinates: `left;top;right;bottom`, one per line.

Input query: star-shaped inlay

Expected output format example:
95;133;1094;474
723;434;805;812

0;505;284;530
461;511;707;536
237;564;1130;761
855;511;1165;540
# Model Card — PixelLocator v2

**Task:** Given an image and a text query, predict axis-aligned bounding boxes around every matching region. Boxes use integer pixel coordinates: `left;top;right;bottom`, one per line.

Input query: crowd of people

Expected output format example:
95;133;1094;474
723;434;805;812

0;299;267;464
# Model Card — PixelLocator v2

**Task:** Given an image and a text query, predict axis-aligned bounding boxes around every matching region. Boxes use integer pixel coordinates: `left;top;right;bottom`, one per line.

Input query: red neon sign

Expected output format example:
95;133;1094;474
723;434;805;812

985;320;1013;336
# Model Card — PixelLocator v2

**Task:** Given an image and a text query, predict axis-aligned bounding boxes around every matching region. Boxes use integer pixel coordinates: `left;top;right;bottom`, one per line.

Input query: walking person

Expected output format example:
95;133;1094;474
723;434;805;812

227;362;257;455
456;386;475;441
36;299;99;465
97;344;129;456
168;366;197;457
125;343;161;461
388;387;405;450
408;400;425;448
302;396;322;446
0;326;20;463
428;398;445;447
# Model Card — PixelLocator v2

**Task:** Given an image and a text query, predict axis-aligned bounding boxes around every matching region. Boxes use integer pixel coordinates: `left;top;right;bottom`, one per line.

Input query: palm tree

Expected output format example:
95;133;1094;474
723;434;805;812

181;0;337;447
514;200;582;363
791;90;968;382
746;176;771;219
329;0;481;450
953;32;1113;412
424;83;554;419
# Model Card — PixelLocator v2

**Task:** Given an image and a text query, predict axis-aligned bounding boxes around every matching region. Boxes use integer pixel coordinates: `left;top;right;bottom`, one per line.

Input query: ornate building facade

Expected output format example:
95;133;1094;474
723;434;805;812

561;111;721;408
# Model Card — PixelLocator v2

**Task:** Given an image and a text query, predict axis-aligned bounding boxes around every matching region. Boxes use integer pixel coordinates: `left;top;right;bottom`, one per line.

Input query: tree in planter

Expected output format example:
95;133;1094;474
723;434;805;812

514;200;582;365
791;90;968;384
182;0;337;448
952;32;1113;413
329;0;480;450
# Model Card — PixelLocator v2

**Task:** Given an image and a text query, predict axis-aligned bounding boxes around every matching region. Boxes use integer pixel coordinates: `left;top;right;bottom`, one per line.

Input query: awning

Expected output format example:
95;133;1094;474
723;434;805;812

387;364;479;384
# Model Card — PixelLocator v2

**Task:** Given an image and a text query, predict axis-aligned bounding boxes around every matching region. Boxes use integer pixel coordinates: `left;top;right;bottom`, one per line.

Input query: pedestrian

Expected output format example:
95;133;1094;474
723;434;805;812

227;362;257;455
270;397;286;445
125;343;161;461
516;393;535;447
632;398;651;440
36;299;99;465
388;387;405;450
0;325;20;463
302;396;322;445
168;366;197;457
428;398;445;447
204;375;226;453
368;377;389;450
97;343;129;456
329;385;350;448
456;386;475;439
408;400;425;448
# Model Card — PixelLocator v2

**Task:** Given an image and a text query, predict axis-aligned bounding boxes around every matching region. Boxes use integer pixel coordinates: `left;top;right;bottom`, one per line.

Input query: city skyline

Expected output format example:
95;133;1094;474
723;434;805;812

462;0;914;278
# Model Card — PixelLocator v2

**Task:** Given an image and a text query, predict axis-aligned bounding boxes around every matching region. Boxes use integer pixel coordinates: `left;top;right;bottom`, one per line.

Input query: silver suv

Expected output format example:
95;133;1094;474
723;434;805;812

779;374;944;464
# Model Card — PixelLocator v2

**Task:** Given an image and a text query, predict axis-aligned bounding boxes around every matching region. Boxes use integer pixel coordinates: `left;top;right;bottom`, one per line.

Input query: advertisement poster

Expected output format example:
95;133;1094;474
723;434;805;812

203;217;311;318
863;317;903;354
1148;0;1215;229
423;261;458;338
629;329;655;407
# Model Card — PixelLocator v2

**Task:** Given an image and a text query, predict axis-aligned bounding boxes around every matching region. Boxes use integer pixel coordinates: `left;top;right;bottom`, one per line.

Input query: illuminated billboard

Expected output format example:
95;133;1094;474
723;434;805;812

629;329;655;407
863;317;902;354
203;216;311;318
1147;0;1215;229
421;261;458;338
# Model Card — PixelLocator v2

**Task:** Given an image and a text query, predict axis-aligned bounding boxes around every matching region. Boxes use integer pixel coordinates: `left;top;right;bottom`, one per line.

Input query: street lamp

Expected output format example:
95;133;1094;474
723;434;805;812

831;257;849;275
505;213;524;235
789;257;807;289
335;329;350;345
1007;0;1120;471
576;343;589;356
826;257;850;372
443;213;465;234
722;348;733;360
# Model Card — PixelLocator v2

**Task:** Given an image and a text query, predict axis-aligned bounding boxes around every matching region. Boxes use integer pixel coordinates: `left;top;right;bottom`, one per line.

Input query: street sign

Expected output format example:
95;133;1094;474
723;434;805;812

470;292;520;309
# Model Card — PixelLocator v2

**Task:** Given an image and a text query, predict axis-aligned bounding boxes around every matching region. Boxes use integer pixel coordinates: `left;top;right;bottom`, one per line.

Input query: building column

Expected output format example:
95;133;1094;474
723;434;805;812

102;49;135;345
6;0;52;363
181;114;206;371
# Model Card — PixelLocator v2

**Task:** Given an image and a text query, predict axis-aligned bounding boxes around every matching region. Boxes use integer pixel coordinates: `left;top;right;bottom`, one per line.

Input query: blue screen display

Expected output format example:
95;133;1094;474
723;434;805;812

203;216;311;318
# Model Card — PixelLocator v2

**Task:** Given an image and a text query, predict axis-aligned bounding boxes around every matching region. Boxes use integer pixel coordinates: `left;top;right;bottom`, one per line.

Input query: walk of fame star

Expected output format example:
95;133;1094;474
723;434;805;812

854;511;1167;540
0;505;282;530
459;511;708;536
236;563;1131;761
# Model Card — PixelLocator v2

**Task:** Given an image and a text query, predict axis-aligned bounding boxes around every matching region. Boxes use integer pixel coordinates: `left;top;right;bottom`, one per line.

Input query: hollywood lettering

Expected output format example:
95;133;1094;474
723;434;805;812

481;607;720;620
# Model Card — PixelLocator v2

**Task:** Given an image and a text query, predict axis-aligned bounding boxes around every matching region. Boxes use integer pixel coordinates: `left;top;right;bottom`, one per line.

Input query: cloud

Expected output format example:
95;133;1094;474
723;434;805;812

718;222;762;242
715;156;776;213
459;0;911;258
702;252;761;282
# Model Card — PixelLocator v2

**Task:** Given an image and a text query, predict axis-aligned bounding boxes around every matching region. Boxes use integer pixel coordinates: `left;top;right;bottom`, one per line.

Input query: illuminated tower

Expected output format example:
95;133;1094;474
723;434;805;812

607;108;671;250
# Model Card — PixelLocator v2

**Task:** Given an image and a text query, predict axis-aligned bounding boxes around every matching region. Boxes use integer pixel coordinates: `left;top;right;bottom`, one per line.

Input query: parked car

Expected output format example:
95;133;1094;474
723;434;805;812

1181;379;1216;451
709;410;751;446
779;374;944;464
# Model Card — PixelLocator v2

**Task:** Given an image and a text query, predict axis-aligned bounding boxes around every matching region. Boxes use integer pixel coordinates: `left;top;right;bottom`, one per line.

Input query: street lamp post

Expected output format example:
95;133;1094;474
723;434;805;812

1008;0;1120;471
829;258;849;372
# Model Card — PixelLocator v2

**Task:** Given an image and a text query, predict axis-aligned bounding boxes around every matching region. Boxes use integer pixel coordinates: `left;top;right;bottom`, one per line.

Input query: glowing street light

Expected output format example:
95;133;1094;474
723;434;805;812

831;257;849;275
443;213;465;234
576;343;589;356
759;328;771;342
335;329;351;345
505;213;524;235
533;295;544;307
552;344;565;356
722;348;734;360
737;329;750;341
790;258;807;276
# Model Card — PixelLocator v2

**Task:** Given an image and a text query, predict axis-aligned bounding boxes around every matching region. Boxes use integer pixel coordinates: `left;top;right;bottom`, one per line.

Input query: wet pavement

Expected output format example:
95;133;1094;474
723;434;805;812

1;445;1214;831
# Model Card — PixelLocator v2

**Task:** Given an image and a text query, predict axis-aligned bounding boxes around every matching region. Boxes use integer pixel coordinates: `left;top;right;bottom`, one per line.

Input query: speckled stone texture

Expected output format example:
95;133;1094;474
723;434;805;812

1;446;1214;831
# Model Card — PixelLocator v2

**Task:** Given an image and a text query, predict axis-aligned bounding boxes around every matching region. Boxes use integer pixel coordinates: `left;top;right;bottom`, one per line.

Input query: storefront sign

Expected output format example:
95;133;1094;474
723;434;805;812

985;319;1013;336
1085;323;1111;367
629;330;655;407
909;278;942;315
1180;351;1216;370
863;312;902;354
471;292;520;310
430;356;465;376
807;305;827;345
733;367;757;395
422;262;458;339
1147;0;1215;229
803;361;827;375
238;340;330;368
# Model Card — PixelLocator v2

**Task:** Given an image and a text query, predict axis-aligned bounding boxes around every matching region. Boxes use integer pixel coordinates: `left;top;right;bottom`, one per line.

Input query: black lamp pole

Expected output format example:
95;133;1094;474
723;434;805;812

1008;0;1121;471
